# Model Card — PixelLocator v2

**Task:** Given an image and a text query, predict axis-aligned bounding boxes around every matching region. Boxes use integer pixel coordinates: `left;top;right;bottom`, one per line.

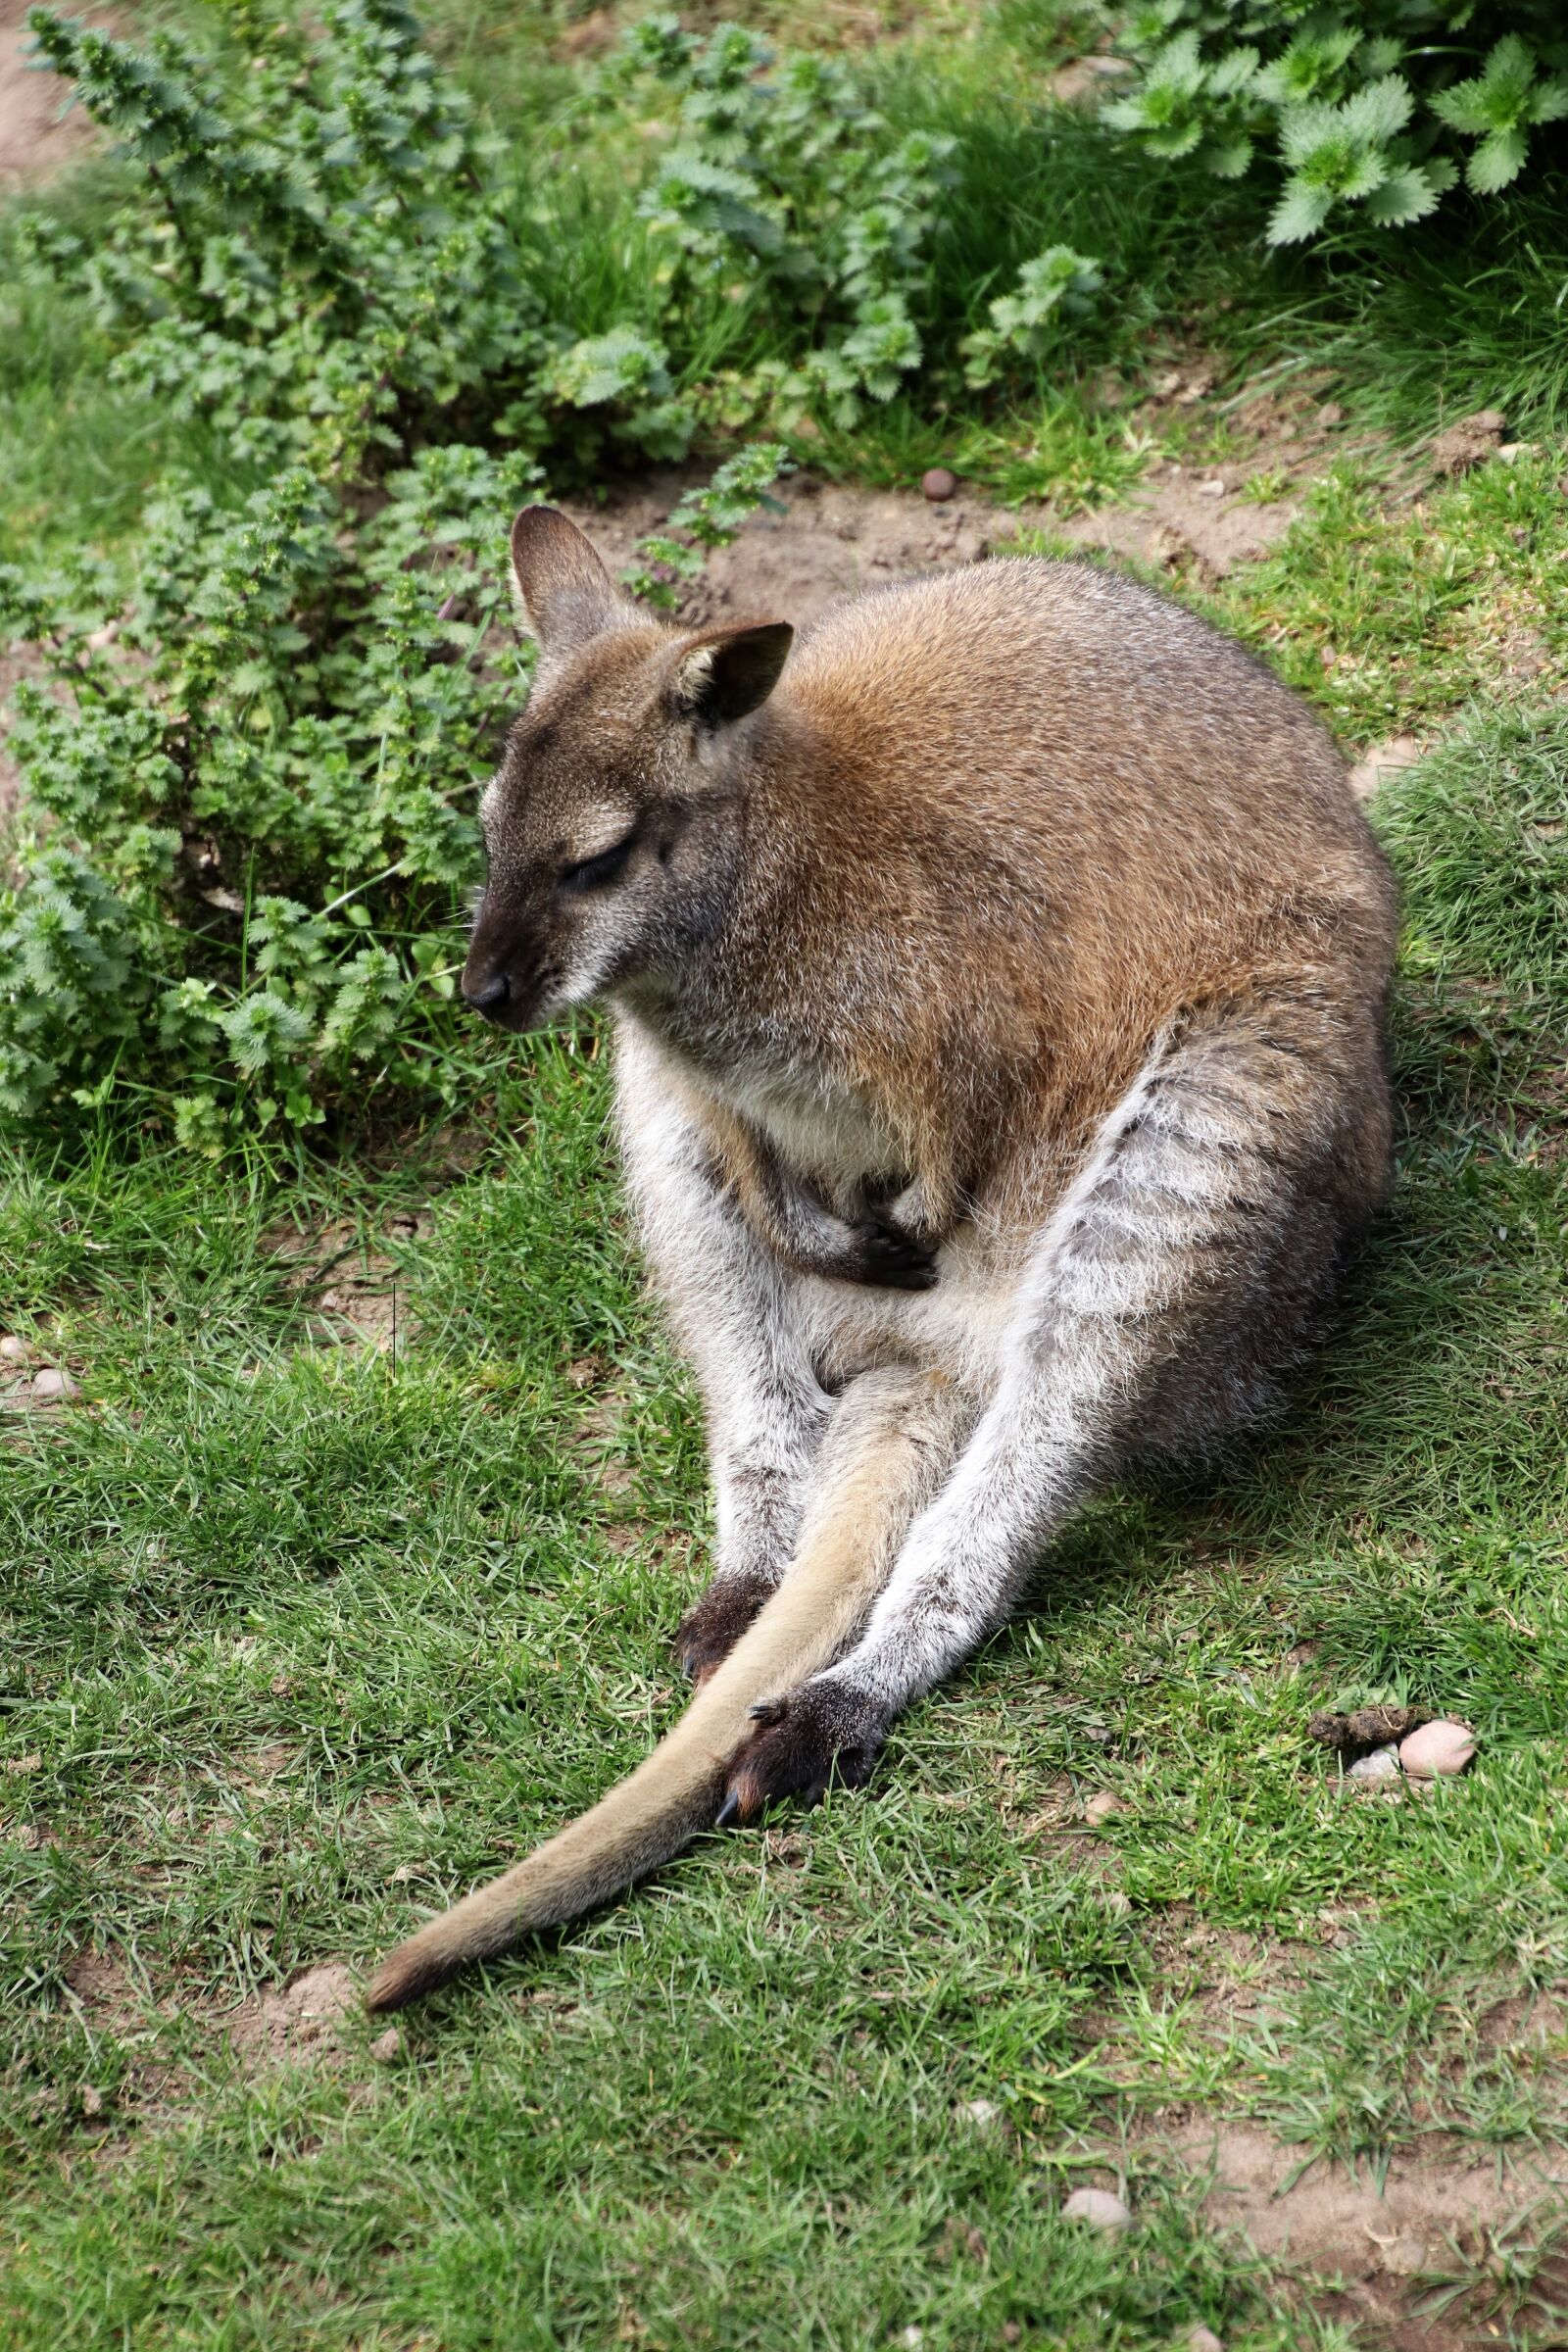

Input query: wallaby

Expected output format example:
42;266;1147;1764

364;504;1396;2012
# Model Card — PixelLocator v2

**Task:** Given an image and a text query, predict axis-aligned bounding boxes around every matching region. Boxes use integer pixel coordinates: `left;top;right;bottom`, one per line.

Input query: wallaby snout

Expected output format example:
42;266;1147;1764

461;890;561;1032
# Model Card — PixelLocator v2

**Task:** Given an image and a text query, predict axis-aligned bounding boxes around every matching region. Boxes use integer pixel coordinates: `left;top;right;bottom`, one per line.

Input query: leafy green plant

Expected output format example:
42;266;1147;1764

0;5;802;1147
618;445;793;610
0;447;533;1139
1430;31;1568;193
613;18;960;429
1105;4;1568;243
961;246;1103;387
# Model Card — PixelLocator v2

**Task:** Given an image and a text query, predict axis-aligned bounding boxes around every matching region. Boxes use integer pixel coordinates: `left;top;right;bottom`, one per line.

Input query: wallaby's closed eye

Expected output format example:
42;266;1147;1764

365;504;1395;2012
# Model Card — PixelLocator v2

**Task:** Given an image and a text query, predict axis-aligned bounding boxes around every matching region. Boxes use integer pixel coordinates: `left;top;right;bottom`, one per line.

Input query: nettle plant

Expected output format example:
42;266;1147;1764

611;16;958;430
1107;3;1568;242
0;1;1102;1147
0;0;1095;1148
0;449;536;1148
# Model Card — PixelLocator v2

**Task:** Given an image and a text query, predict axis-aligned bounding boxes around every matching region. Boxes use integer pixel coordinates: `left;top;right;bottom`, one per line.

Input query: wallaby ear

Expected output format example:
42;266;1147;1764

509;506;623;648
670;621;795;727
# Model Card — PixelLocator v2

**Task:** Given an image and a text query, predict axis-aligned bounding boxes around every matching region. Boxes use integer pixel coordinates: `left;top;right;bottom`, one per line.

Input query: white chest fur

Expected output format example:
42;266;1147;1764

717;1062;906;1198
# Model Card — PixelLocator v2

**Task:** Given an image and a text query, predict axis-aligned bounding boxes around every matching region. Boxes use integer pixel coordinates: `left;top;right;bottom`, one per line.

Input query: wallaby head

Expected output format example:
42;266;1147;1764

463;506;793;1032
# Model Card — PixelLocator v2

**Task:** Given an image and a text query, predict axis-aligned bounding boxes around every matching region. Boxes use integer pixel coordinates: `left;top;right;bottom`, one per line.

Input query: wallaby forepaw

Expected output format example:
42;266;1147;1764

718;1682;885;1822
848;1216;939;1293
674;1569;776;1684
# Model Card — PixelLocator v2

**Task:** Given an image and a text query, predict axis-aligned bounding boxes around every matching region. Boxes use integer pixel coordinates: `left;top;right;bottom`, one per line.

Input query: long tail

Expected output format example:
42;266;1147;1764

365;1370;956;2012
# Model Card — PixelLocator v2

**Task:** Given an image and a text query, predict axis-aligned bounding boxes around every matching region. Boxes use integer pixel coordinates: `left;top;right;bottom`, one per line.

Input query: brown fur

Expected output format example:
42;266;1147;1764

366;507;1396;2008
468;523;1392;1245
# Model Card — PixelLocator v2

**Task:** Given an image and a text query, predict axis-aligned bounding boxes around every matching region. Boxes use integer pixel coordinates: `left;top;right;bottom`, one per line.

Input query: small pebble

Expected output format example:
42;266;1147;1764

1084;1791;1127;1828
1187;2330;1225;2352
1062;2186;1131;2230
369;2026;402;2063
901;2329;923;2350
80;2084;105;2118
1316;401;1347;428
1398;1719;1476;1779
956;2097;1001;2129
0;1335;30;1363
1347;1743;1403;1783
921;467;957;503
1198;477;1227;499
29;1367;79;1401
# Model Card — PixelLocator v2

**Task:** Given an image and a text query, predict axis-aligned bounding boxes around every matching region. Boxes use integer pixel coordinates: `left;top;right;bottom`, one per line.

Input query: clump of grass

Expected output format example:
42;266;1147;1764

1214;448;1568;741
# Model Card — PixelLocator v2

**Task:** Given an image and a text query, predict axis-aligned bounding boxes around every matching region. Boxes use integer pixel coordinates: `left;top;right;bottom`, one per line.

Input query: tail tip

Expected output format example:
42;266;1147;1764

364;1942;437;2015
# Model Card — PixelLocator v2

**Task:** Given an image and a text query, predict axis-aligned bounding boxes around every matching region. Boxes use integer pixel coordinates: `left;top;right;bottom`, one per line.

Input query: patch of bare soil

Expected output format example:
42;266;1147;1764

1056;366;1376;581
57;1944;365;2131
225;1961;359;2065
1479;1989;1568;2055
1078;1941;1568;2346
558;467;992;633
62;1943;146;2035
1054;466;1297;581
1165;2121;1568;2352
558;363;1371;646
0;0;107;193
262;1210;432;1356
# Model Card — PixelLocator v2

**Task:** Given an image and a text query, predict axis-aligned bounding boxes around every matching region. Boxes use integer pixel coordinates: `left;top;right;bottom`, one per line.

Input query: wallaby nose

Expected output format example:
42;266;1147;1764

464;969;511;1019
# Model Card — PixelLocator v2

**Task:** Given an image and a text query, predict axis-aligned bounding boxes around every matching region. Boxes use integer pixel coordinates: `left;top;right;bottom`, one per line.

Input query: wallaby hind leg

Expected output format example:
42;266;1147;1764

725;994;1393;1816
711;1361;976;1818
365;1361;973;2010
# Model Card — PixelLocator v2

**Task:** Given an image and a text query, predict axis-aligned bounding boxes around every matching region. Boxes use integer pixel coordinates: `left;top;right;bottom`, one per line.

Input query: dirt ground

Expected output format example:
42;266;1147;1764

560;469;994;632
0;0;105;192
1167;2120;1568;2352
553;363;1349;637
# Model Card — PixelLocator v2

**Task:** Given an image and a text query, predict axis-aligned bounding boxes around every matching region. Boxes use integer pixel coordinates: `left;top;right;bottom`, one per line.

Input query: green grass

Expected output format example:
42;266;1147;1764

5;3;1568;2345
1213;451;1568;746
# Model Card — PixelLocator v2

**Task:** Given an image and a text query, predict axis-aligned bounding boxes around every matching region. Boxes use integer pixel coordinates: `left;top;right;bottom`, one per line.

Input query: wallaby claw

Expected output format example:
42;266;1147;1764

674;1569;775;1683
722;1683;886;1823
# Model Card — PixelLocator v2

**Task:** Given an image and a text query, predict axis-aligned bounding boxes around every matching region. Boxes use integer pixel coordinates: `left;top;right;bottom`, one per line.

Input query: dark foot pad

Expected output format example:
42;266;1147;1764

674;1570;776;1685
719;1683;887;1822
846;1215;939;1293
